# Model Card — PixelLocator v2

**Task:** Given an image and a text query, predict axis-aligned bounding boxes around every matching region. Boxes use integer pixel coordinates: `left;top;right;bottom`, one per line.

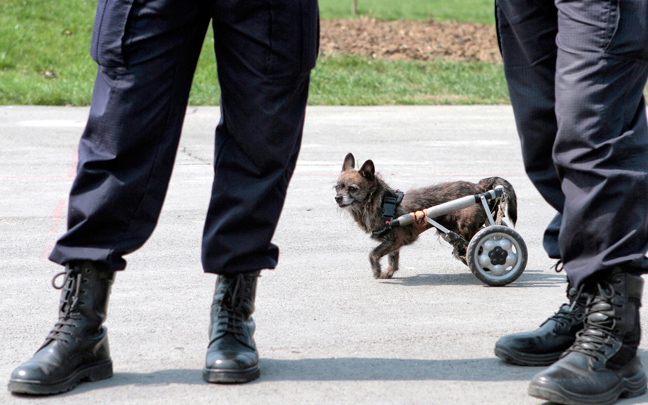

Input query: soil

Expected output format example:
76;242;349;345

320;18;502;64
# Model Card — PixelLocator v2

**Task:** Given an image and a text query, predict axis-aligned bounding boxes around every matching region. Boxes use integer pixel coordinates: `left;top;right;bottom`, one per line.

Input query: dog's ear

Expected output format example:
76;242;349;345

342;153;355;172
359;160;375;180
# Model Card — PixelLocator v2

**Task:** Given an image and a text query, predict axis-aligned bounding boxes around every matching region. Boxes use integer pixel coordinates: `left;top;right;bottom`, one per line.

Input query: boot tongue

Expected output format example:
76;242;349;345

220;277;253;318
62;273;82;316
40;269;84;349
587;301;614;326
567;284;616;353
50;269;83;322
577;328;607;350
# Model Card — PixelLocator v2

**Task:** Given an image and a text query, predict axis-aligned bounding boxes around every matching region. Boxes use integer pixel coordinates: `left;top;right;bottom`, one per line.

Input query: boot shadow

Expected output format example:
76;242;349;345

10;351;648;405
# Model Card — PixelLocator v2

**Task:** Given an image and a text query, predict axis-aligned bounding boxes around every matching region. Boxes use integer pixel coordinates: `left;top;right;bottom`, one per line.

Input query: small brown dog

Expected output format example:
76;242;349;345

335;153;517;279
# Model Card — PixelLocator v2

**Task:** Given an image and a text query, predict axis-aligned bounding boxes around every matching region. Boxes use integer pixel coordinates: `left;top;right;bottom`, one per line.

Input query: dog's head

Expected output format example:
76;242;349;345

335;153;377;208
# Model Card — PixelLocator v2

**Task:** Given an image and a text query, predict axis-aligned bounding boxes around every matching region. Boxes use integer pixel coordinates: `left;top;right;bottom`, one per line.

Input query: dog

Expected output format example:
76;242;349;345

335;153;517;279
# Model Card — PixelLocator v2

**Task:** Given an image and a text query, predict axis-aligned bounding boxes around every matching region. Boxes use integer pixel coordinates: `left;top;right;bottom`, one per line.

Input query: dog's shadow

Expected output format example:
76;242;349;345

381;269;565;288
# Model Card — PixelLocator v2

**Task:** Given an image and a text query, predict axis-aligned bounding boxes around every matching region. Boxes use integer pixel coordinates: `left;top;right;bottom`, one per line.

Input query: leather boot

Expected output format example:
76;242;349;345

528;267;647;405
495;282;586;366
203;271;260;384
8;261;115;395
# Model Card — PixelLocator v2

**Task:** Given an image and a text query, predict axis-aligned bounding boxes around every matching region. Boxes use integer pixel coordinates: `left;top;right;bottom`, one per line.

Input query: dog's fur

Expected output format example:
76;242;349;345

335;153;517;279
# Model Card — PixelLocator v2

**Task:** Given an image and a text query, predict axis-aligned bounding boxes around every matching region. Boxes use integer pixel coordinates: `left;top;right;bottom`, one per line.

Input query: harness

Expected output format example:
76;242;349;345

372;189;405;236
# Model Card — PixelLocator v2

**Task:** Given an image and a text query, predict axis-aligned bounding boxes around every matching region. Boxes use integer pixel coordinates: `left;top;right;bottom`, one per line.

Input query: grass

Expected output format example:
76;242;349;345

303;56;507;105
320;0;495;24
0;0;97;105
0;0;504;106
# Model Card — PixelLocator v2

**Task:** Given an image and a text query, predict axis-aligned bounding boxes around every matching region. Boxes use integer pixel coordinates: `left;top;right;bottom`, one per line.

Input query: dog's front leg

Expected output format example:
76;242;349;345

369;241;401;279
383;251;400;279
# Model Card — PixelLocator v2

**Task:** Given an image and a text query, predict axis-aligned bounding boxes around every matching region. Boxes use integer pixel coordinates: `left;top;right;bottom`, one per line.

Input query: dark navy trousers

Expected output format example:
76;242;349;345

49;0;319;275
496;0;648;287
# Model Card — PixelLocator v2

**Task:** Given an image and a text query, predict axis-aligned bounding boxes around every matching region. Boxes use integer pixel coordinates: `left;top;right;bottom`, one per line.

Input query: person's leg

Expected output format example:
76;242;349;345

49;0;211;271
9;0;210;395
552;0;648;287
202;0;319;383
528;1;648;403
495;0;563;260
493;0;586;367
201;0;318;275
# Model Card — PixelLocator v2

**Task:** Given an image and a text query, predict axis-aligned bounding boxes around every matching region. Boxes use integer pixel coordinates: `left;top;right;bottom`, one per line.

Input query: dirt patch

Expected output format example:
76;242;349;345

320;18;502;64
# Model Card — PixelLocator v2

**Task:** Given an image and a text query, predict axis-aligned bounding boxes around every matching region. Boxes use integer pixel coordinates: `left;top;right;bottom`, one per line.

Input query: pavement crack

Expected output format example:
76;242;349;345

180;146;211;165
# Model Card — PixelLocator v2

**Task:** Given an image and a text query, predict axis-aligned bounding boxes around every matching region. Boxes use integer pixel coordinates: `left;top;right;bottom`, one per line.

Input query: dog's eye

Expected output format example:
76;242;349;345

348;186;359;193
334;184;342;191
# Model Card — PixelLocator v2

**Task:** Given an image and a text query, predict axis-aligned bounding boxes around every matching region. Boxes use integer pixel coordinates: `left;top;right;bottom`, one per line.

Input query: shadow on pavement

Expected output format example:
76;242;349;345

14;351;648;405
380;269;566;288
260;357;539;382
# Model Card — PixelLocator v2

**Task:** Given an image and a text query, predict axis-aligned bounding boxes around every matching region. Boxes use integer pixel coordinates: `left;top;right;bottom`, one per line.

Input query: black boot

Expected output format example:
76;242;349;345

495;282;586;366
528;268;647;405
203;271;260;384
8;261;115;395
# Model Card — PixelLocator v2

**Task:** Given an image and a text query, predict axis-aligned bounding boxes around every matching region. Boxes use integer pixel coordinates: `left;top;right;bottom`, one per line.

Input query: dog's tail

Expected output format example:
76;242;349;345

478;177;518;226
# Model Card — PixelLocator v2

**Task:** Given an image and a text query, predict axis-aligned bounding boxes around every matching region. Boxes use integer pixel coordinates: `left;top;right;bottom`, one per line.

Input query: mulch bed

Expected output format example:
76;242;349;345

320;18;502;63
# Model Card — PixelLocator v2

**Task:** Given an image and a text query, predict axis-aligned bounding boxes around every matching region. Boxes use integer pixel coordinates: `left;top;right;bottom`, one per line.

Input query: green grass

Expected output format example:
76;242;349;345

0;0;97;105
320;0;495;24
189;54;509;106
297;56;506;105
0;0;503;106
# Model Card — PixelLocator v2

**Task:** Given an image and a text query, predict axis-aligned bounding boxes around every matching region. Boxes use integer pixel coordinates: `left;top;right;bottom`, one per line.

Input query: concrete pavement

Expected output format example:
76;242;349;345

1;105;647;405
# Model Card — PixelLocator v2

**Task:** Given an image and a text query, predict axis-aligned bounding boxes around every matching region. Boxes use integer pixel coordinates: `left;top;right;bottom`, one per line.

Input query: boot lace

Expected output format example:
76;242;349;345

545;304;582;328
211;273;254;343
563;281;619;362
543;283;585;328
551;259;564;273
42;270;83;345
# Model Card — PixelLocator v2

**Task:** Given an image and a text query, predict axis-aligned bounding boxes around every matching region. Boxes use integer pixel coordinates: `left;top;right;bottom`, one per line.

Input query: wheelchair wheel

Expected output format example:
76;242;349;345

466;225;527;286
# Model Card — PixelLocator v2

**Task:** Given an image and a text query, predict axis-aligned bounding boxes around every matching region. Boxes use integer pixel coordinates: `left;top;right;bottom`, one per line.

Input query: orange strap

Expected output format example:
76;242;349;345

409;210;429;234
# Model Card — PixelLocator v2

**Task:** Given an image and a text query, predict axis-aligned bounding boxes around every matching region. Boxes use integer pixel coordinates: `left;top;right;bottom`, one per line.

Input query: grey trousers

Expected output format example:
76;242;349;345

496;0;648;287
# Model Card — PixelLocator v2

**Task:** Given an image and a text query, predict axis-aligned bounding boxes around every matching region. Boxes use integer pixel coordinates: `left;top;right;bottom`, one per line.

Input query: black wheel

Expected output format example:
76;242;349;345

466;225;527;286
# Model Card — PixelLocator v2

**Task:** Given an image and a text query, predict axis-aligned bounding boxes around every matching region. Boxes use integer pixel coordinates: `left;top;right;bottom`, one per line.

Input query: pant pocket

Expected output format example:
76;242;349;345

604;0;648;62
300;0;319;72
496;0;558;67
267;0;319;77
91;0;136;68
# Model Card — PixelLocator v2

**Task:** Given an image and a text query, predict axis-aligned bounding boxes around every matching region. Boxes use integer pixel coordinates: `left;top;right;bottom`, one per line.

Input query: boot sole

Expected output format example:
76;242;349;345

528;369;647;405
203;365;260;384
494;344;562;367
8;359;113;395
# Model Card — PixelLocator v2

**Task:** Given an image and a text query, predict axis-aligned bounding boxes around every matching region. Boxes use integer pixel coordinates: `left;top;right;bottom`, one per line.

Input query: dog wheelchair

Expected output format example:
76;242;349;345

389;186;528;286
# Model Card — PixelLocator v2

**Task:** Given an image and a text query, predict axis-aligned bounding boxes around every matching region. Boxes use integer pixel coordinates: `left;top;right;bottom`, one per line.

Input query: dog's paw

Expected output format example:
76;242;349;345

378;272;394;279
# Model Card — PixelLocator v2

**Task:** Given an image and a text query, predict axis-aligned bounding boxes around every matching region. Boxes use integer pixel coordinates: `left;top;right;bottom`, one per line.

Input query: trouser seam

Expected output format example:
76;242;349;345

107;47;188;266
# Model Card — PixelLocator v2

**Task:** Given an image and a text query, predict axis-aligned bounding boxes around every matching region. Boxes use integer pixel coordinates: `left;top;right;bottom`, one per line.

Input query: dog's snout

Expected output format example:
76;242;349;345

335;195;343;203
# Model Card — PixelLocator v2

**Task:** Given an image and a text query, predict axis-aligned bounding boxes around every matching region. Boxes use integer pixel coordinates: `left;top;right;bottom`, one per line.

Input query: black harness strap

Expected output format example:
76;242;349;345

373;189;405;236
